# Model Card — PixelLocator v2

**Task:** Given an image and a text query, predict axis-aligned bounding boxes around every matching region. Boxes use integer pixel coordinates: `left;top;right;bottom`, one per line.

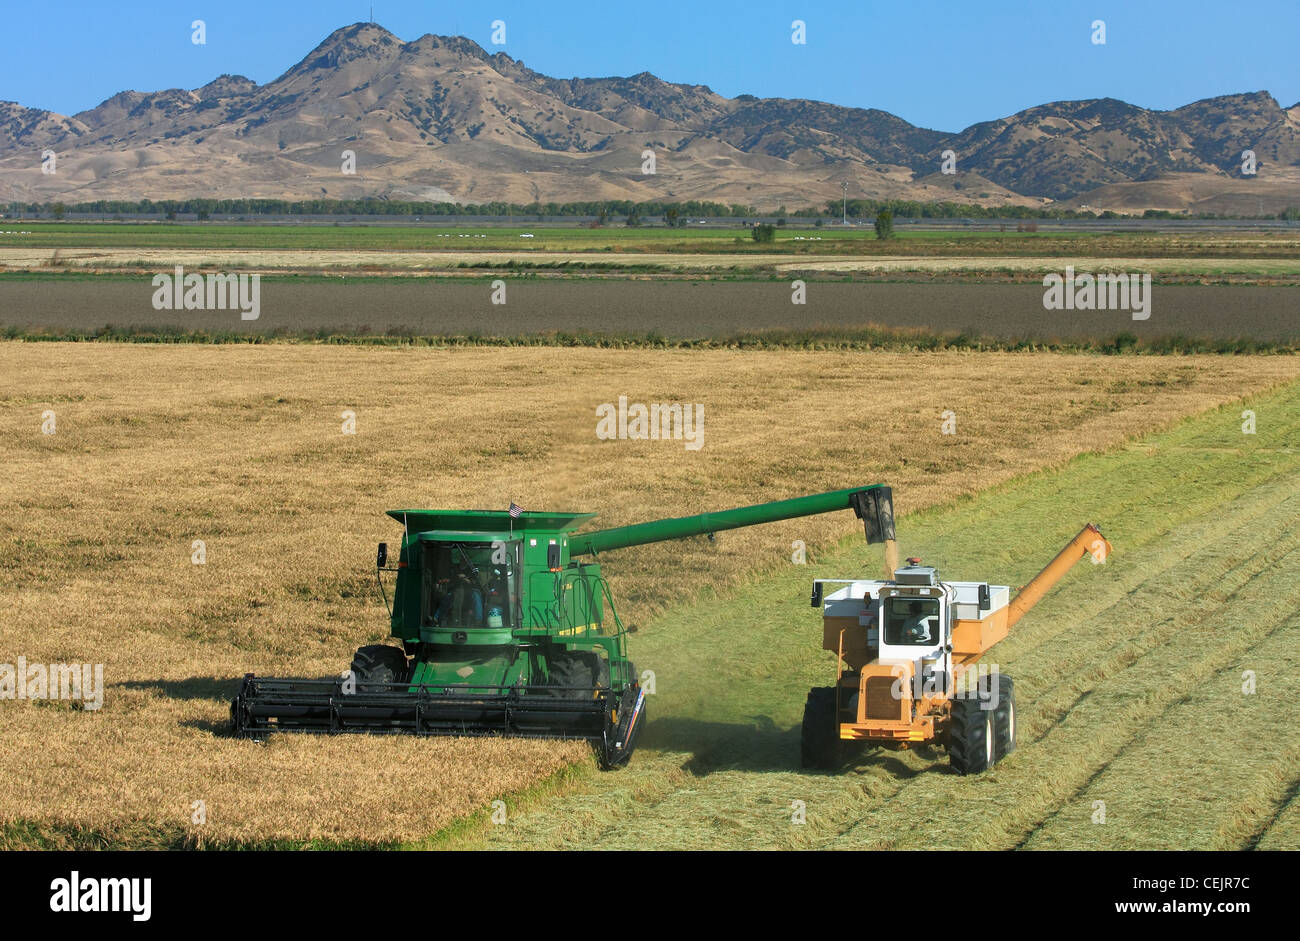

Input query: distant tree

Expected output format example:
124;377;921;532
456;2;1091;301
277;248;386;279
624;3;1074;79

625;209;643;227
874;209;894;240
51;202;65;220
664;206;679;227
751;223;776;243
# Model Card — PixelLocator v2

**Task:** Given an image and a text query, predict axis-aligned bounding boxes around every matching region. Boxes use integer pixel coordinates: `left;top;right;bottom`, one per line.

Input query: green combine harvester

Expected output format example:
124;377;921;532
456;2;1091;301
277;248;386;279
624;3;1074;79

231;485;894;768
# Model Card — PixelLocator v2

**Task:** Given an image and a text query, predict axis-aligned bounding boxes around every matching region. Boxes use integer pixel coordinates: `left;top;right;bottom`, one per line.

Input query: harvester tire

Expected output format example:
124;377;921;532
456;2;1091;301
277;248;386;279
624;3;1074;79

949;696;994;775
350;644;409;690
801;687;840;770
992;674;1016;760
549;652;602;699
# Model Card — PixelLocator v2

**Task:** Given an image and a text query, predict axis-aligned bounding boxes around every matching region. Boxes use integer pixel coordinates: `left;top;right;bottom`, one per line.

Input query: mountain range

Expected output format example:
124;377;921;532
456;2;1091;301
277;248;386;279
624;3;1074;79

2;22;1298;213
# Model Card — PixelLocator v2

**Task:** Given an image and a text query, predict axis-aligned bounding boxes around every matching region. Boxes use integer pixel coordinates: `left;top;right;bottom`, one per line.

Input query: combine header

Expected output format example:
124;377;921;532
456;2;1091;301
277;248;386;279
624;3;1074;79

232;485;894;768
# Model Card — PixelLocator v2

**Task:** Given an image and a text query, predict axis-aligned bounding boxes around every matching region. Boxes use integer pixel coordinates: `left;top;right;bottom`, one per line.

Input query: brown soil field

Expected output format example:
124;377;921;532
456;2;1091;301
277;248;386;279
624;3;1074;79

2;343;1299;846
2;279;1298;342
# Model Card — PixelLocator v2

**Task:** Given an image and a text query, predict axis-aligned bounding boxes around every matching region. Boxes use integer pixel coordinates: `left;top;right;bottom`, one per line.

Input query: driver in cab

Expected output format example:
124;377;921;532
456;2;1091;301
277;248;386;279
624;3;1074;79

900;600;935;644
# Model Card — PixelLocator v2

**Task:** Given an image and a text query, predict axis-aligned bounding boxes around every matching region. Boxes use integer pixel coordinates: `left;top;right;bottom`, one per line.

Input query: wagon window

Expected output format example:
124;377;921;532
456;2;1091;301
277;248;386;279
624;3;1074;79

884;597;940;646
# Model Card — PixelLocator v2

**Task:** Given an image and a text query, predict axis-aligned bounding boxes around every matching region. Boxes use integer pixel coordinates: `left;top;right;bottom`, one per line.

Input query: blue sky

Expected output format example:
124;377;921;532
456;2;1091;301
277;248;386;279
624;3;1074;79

5;0;1297;131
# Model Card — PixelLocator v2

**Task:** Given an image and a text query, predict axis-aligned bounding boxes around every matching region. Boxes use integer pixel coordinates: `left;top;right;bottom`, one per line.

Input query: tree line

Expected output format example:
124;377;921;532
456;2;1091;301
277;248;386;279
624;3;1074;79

8;198;1299;222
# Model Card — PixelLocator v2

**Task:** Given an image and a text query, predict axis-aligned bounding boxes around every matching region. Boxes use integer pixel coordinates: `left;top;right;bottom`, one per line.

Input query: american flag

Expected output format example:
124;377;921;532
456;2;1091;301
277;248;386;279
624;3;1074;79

508;502;523;518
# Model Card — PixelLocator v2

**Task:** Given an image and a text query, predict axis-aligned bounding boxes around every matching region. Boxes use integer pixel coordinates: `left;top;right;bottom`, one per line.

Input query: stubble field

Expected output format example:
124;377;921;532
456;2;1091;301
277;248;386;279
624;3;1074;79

4;343;1297;846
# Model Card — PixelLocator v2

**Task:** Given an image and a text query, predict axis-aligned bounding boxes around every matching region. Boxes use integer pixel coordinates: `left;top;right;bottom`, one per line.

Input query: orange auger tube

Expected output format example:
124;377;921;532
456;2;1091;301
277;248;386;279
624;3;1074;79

1005;523;1113;630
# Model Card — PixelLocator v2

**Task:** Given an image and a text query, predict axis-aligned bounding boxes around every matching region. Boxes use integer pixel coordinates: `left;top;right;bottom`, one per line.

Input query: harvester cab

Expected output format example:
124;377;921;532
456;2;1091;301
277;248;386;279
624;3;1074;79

233;485;895;770
381;511;632;699
804;520;1111;775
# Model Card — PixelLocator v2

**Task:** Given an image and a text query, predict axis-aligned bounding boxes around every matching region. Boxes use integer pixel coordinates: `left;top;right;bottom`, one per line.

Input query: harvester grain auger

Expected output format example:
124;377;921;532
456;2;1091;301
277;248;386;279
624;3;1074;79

803;513;1113;774
231;485;895;769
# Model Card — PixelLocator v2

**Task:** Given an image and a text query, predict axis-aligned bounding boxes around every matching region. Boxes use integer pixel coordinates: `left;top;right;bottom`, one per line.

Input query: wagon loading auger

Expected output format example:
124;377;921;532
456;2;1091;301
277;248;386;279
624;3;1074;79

231;485;898;768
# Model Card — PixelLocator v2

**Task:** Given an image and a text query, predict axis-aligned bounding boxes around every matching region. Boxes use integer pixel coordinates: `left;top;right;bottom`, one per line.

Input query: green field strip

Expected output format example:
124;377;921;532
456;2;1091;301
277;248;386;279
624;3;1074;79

832;509;1300;849
4;224;1296;258
825;475;1300;847
1022;606;1300;850
1252;780;1300;849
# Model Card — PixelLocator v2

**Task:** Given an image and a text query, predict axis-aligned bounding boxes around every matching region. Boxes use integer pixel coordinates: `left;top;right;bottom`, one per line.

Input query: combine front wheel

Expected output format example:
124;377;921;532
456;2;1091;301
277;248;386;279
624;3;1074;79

549;652;606;699
350;644;409;690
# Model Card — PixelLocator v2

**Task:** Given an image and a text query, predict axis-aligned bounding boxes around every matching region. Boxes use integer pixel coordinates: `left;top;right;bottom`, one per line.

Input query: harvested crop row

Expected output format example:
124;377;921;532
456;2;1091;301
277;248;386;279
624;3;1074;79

469;379;1300;850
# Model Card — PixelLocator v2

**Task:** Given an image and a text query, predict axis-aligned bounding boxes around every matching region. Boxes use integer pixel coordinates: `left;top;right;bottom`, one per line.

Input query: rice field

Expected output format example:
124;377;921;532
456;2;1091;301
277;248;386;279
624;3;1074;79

2;343;1296;846
454;380;1300;850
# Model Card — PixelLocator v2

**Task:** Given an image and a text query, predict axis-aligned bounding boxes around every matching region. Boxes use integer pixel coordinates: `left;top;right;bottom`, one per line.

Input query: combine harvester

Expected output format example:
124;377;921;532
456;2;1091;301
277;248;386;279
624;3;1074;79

232;485;894;768
804;497;1112;774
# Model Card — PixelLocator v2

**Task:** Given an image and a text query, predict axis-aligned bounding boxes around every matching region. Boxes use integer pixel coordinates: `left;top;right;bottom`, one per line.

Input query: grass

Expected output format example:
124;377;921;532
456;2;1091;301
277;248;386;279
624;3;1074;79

4;224;1296;285
2;343;1298;846
3;323;1296;355
464;378;1300;850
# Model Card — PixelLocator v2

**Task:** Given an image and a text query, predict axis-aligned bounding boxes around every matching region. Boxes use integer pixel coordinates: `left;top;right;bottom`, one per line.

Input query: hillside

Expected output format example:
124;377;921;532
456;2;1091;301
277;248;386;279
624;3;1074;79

0;22;1296;212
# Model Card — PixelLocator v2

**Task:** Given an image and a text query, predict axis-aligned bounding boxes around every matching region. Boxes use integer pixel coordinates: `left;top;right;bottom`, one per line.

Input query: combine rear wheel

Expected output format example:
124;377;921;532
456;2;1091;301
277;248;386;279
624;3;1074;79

800;687;841;770
350;644;409;690
949;696;994;775
992;674;1016;760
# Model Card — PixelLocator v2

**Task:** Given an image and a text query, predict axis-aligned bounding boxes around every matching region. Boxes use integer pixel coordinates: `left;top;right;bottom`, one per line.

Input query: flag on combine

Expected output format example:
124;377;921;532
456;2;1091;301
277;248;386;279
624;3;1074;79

509;502;523;518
